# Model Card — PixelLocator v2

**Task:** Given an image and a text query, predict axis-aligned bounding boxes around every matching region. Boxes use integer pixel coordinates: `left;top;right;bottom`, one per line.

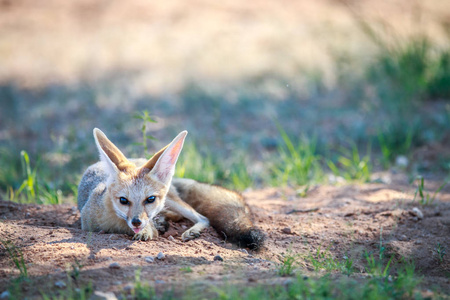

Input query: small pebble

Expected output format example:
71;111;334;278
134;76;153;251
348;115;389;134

123;284;134;292
55;281;66;289
91;291;118;300
395;155;409;168
168;235;175;241
410;207;423;220
238;249;248;255
145;256;155;263
109;262;121;269
281;227;292;234
156;252;165;260
213;255;223;262
398;234;408;241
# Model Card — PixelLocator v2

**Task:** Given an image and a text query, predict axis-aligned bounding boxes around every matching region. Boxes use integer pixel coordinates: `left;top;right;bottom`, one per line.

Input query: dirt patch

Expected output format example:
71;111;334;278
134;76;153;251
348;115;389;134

1;182;449;297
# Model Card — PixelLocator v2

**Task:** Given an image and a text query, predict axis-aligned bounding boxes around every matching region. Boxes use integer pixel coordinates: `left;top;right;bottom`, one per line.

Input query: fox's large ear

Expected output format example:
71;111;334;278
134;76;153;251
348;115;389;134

93;128;133;175
141;131;187;185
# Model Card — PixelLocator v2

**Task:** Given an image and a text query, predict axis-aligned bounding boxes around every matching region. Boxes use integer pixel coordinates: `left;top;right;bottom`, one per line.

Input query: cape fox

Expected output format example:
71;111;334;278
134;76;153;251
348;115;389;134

77;128;265;250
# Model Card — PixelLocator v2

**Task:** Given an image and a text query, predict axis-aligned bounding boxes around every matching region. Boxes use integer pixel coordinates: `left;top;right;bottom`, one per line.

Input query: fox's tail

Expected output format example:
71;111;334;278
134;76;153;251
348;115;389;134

172;178;265;250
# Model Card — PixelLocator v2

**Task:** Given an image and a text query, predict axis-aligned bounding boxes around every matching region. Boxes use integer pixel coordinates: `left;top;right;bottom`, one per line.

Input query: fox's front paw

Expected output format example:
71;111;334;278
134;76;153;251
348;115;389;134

181;228;201;241
132;225;158;241
181;221;208;241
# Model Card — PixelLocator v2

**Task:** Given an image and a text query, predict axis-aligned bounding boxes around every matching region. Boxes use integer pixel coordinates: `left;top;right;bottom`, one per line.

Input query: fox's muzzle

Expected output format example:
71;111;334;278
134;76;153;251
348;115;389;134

131;217;142;227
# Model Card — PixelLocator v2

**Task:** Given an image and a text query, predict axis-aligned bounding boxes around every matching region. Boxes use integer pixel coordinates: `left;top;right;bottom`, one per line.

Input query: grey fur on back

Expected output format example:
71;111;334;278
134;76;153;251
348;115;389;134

77;158;148;211
77;162;109;211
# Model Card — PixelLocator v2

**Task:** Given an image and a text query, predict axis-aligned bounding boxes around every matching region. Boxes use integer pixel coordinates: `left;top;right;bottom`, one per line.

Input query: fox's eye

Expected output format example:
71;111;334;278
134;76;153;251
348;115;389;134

119;197;129;205
145;196;156;204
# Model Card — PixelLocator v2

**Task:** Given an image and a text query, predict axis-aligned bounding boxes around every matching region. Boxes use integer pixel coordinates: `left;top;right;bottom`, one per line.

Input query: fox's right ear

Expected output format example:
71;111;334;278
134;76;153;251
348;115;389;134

93;128;132;176
140;131;187;186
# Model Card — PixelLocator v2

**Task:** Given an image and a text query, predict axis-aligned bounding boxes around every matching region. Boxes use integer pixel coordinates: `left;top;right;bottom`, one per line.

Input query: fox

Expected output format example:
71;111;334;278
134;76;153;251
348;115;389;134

77;128;265;250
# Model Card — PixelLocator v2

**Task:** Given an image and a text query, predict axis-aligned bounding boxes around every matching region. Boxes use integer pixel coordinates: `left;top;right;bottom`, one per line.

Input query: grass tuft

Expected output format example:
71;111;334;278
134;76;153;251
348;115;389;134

1;240;28;279
175;142;225;185
133;110;158;154
278;253;298;277
413;176;446;205
270;125;322;187
327;143;372;183
434;243;447;264
5;151;63;204
133;269;157;300
307;246;354;275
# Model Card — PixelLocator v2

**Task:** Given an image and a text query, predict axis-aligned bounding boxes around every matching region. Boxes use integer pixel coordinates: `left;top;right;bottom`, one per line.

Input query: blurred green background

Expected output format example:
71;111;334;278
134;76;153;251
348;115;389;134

1;0;449;203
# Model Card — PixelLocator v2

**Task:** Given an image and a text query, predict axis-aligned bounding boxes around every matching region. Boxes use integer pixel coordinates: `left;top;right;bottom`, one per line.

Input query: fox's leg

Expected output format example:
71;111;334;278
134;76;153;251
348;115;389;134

165;193;209;241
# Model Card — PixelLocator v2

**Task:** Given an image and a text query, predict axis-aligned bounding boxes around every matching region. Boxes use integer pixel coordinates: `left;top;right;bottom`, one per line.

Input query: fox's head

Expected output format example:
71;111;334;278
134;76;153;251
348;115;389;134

93;128;187;234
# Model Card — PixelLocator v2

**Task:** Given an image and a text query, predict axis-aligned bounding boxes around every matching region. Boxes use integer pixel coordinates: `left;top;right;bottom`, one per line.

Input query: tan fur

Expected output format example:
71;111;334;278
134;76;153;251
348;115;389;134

171;178;254;240
78;129;208;241
78;129;264;248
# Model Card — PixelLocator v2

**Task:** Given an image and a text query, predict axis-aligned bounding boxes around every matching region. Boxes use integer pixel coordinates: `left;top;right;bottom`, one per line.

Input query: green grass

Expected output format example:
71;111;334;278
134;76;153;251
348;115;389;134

307;246;354;275
377;125;414;169
210;269;422;300
270;125;322;187
175;142;254;191
130;269;176;300
132;269;157;300
434;243;447;264
364;251;393;278
413;176;447;205
228;154;254;190
41;282;93;300
278;253;298;277
0;34;448;200
209;244;423;300
14;150;38;202
68;259;84;281
1;240;28;279
359;18;450;107
0;148;23;192
175;142;226;185
327;143;372;183
133;110;158;154
3;150;63;204
180;266;193;273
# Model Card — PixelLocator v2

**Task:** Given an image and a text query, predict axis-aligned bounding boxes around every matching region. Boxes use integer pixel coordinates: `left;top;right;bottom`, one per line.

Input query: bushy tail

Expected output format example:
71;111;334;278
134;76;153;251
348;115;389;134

215;225;266;250
172;178;266;251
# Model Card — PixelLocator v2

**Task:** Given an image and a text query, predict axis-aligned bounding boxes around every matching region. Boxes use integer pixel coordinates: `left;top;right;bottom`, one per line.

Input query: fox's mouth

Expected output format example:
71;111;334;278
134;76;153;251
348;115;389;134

132;227;142;234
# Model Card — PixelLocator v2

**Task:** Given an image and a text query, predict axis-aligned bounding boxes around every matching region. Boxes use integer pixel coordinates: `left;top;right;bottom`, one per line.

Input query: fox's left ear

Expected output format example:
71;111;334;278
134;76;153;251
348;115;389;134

140;131;187;185
93;128;134;176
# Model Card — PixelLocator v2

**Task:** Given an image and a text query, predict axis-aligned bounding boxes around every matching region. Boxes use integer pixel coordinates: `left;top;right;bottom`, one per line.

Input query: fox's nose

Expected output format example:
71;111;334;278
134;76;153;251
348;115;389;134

131;218;142;227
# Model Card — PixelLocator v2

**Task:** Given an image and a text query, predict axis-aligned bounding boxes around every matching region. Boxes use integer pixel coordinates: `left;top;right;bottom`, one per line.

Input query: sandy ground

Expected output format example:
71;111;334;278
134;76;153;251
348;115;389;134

1;176;449;298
